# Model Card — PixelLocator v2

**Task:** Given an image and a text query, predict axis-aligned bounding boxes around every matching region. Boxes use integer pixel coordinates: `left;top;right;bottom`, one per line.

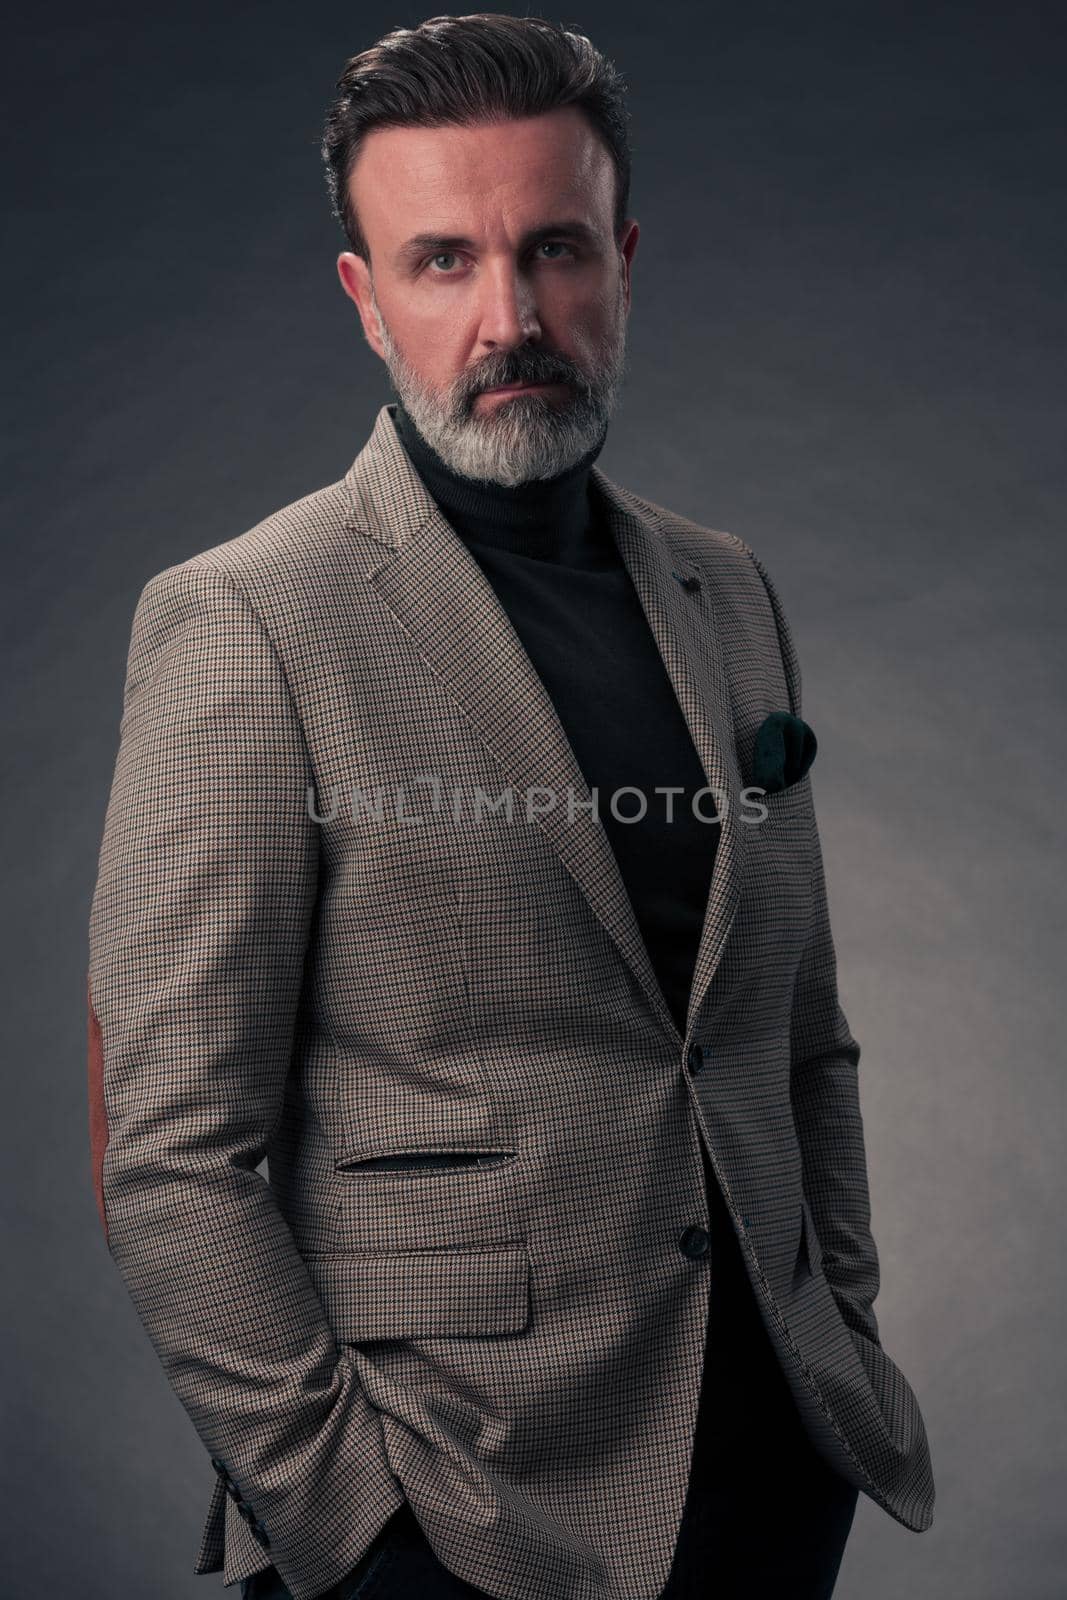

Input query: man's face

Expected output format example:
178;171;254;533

336;107;639;486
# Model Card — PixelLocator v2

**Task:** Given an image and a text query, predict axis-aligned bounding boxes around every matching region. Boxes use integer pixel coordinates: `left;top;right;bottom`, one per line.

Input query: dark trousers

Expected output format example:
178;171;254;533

243;1169;859;1600
242;1454;856;1600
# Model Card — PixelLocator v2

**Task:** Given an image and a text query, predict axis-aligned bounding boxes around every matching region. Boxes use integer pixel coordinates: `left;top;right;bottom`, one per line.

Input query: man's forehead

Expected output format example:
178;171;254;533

350;111;612;226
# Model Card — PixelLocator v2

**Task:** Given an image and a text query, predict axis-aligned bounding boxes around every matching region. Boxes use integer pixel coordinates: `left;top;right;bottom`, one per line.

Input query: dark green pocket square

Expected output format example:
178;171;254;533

747;711;817;794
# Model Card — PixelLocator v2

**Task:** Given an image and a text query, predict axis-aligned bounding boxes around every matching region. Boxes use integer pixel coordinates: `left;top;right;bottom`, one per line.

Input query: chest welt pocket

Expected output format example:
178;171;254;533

302;1243;530;1340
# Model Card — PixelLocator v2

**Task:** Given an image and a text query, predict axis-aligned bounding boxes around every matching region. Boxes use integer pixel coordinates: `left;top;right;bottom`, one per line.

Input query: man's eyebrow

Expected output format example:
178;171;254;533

393;219;601;268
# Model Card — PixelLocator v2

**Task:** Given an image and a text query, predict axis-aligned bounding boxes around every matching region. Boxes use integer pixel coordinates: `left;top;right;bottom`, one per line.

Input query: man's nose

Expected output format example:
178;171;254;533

476;262;542;350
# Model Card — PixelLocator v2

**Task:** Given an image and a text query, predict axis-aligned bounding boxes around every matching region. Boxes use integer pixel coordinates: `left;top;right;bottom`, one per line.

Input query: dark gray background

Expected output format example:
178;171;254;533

6;2;1065;1596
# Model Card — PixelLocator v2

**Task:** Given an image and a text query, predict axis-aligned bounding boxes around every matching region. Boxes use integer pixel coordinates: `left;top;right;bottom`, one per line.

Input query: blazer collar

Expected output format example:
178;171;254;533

344;403;746;1049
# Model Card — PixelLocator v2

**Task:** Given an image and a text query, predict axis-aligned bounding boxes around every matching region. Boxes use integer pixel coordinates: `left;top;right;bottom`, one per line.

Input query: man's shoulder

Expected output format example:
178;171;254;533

128;466;383;651
603;476;777;594
151;473;355;594
604;474;801;706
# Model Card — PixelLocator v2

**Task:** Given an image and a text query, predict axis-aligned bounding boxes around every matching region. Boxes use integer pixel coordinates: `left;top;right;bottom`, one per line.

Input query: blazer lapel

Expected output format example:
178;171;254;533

346;405;746;1047
592;471;748;1041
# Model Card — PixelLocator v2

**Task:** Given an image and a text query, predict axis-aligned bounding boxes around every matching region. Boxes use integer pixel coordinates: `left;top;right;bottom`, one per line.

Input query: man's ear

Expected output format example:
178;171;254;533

336;253;386;360
618;218;639;315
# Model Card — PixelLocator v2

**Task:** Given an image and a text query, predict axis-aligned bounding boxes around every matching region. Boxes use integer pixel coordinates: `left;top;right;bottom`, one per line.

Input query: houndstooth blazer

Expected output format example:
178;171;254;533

87;401;935;1600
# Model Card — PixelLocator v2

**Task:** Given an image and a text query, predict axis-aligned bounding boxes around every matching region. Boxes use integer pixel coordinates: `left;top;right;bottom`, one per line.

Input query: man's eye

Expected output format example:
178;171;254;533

426;241;574;274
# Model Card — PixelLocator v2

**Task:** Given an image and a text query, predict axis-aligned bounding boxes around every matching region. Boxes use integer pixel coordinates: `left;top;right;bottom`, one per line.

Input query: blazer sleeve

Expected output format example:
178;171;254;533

742;545;883;1348
86;562;402;1599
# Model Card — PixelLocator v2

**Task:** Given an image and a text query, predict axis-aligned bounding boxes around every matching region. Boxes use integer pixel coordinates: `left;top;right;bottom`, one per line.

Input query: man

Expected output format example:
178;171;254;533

87;14;934;1600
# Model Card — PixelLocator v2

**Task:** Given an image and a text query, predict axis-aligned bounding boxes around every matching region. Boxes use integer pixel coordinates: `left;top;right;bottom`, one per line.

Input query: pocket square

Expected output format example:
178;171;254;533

746;711;817;794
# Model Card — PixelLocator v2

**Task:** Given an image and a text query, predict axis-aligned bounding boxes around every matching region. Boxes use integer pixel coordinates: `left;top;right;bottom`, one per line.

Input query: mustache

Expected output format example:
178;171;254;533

462;352;588;398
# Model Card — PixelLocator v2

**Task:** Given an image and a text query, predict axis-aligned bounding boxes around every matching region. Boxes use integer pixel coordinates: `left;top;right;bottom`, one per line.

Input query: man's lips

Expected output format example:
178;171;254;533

481;380;567;394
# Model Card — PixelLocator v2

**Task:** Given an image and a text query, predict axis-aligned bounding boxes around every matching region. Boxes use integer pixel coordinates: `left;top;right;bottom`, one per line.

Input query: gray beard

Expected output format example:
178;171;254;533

370;294;629;487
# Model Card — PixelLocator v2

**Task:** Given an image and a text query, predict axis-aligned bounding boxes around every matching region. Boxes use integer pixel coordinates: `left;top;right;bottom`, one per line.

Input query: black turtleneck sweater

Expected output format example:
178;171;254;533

390;399;719;1040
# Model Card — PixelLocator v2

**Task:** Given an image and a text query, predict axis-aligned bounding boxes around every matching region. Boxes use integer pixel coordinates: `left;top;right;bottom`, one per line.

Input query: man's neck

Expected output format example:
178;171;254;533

389;399;610;564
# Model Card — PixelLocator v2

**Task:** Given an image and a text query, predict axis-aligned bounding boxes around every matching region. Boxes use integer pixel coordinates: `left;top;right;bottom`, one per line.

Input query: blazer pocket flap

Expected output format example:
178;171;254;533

303;1244;530;1339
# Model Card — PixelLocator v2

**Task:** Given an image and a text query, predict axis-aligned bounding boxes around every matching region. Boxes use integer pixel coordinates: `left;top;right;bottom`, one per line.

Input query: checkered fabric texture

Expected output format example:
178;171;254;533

87;403;934;1600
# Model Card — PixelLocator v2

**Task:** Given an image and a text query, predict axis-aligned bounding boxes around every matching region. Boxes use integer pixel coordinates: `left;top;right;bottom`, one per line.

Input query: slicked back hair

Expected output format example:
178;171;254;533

321;13;632;264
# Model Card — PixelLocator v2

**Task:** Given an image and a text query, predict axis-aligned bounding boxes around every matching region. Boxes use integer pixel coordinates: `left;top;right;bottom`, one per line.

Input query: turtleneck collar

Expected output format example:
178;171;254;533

389;398;613;567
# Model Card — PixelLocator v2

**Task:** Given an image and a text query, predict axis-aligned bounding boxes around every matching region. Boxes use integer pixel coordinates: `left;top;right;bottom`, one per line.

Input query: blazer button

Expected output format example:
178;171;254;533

679;1225;710;1258
249;1519;271;1550
686;1043;704;1075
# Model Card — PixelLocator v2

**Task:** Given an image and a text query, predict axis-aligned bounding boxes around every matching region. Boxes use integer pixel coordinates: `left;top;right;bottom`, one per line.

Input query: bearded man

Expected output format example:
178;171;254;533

87;14;934;1600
